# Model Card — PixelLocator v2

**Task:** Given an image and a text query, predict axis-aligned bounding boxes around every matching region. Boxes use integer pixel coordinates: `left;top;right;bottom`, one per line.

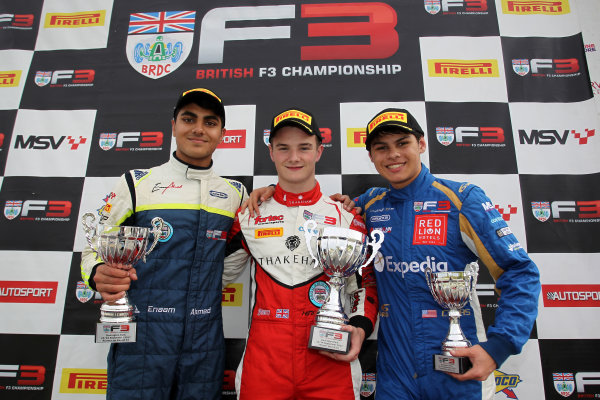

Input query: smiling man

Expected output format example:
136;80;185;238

81;88;247;400
222;108;378;400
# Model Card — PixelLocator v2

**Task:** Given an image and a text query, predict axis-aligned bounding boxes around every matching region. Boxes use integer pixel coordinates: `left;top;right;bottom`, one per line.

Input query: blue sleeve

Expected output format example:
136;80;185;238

459;185;541;367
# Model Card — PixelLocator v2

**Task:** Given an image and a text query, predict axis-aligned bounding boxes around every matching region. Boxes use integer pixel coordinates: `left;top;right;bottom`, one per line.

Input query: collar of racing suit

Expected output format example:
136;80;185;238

386;163;436;201
273;181;323;206
170;152;216;181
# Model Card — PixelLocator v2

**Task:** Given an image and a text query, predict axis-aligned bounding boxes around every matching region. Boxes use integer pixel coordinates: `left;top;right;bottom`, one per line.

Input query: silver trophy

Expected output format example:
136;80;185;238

304;220;384;354
425;261;479;373
81;212;164;342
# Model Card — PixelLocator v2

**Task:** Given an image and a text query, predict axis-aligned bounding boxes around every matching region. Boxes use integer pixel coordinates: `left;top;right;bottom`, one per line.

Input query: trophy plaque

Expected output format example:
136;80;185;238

425;261;479;374
81;213;164;343
304;220;384;354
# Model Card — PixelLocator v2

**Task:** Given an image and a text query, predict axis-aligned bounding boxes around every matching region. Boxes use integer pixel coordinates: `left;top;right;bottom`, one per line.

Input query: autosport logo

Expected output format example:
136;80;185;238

217;129;246;149
0;281;58;303
435;126;505;147
543;284;600;307
4;199;72;221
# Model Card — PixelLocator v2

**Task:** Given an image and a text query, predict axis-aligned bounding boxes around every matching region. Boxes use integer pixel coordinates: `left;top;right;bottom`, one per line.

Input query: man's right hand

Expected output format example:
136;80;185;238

93;263;137;302
240;185;276;217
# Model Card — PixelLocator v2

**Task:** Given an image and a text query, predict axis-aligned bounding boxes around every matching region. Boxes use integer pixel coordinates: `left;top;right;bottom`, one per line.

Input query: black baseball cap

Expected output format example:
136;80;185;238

173;88;226;127
269;108;322;143
365;108;424;150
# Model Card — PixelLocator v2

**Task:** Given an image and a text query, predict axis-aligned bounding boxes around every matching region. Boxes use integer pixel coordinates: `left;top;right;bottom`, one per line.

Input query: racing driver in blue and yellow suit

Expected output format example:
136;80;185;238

353;108;541;400
81;88;247;400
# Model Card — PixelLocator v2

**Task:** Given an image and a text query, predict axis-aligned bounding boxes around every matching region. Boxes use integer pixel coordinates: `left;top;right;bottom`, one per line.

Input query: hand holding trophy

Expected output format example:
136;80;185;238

81;212;164;343
425;261;479;374
303;220;384;354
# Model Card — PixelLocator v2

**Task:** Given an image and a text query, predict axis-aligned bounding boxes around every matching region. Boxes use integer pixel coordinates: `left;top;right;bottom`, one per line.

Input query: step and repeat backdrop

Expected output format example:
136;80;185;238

1;0;599;399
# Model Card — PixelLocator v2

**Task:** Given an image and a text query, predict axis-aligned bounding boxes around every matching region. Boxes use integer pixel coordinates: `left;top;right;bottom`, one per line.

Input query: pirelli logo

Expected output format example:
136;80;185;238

59;368;107;394
255;227;283;239
0;70;21;87
368;111;408;133
346;128;366;147
44;10;106;28
428;59;499;78
222;283;243;307
274;110;311;126
501;0;569;15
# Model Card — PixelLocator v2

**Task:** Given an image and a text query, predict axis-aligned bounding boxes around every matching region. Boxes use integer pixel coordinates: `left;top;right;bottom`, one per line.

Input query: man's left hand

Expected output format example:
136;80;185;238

318;325;365;362
447;345;497;381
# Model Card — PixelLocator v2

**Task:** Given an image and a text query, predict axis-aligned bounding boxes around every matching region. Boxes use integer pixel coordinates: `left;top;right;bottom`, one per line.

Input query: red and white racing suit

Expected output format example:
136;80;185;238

224;182;378;400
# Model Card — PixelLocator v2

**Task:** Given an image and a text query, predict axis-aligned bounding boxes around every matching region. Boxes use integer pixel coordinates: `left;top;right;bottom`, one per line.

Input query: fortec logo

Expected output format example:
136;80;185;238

512;58;580;77
59;369;107;394
0;14;34;29
502;0;570;15
435;126;505;147
3;199;72;221
99;132;163;151
374;255;448;277
428;59;499;77
425;0;488;15
14;135;87;150
519;128;595;145
44;10;106;28
254;214;284;225
0;281;58;303
0;70;21;87
0;364;46;390
543;284;600;307
531;200;600;223
255;227;284;238
222;283;243;307
34;69;95;87
217;129;246;149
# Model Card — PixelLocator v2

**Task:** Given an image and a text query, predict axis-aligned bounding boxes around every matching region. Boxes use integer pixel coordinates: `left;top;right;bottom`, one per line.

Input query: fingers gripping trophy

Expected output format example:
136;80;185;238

81;212;164;343
303;220;384;354
425;261;479;374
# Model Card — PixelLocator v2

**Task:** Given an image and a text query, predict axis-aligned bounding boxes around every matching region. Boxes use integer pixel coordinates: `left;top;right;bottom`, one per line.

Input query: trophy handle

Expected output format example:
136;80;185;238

142;217;165;262
465;261;479;300
303;220;319;267
357;229;385;275
81;212;97;250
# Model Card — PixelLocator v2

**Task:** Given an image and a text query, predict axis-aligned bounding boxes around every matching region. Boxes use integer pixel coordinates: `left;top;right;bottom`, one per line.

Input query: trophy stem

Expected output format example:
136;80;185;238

315;276;348;329
99;292;134;323
441;309;471;355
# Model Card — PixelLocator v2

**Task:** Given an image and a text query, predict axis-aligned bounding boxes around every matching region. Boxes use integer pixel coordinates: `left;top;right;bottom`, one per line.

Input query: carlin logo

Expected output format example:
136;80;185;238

126;11;195;79
553;372;575;397
425;0;441;14
531;201;551;222
436;127;454;146
495;370;522;399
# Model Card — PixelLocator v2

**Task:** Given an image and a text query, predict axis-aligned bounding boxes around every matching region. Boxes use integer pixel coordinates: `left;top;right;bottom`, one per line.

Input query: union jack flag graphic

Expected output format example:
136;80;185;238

128;11;196;34
276;309;289;319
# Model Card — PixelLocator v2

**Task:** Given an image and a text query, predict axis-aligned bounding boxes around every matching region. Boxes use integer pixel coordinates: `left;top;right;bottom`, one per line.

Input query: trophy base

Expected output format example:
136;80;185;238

308;325;350;354
95;322;137;343
432;353;472;374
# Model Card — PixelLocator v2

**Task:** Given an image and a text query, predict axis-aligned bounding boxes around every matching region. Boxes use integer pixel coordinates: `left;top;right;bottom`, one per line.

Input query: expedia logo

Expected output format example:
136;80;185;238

44;11;106;28
501;0;569;15
368;112;408;132
428;59;499;77
274;109;312;127
255;227;283;238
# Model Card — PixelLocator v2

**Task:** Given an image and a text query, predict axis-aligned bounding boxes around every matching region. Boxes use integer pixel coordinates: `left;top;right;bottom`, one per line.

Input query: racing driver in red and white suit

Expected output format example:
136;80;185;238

223;108;378;400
